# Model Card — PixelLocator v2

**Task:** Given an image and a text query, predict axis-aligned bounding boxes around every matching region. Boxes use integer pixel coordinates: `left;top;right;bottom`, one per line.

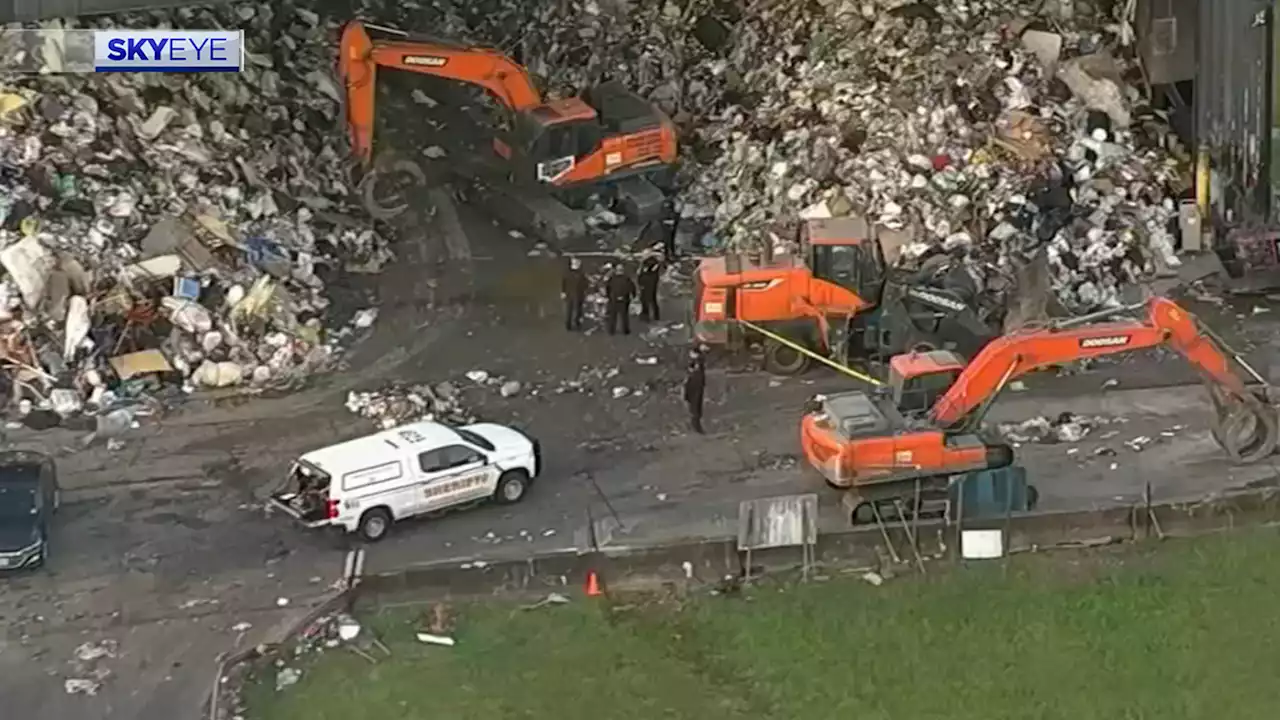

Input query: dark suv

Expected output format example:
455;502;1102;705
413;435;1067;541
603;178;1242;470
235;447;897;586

0;451;59;571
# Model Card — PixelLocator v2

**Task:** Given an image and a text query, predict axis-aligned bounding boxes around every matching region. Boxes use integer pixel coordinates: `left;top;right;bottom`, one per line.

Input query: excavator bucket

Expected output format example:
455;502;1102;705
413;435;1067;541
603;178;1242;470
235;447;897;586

1001;249;1068;333
1207;382;1280;464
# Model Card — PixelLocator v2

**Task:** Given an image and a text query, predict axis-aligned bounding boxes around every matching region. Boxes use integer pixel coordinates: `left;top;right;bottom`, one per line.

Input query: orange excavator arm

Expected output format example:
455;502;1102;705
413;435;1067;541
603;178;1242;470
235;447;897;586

338;20;544;163
928;297;1271;431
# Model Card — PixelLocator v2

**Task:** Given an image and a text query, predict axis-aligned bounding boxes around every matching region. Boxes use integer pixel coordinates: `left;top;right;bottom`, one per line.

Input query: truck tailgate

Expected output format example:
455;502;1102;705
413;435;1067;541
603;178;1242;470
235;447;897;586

268;492;329;529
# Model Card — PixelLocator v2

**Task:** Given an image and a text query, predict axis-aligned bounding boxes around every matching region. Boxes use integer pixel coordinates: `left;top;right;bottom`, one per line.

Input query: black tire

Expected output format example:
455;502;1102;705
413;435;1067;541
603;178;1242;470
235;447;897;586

357;508;393;543
495;470;530;505
851;502;876;526
763;338;811;376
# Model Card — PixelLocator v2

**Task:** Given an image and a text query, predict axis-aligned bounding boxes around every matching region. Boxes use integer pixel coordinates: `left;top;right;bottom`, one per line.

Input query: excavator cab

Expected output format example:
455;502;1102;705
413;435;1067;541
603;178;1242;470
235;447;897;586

888;350;965;415
801;217;887;303
505;102;603;184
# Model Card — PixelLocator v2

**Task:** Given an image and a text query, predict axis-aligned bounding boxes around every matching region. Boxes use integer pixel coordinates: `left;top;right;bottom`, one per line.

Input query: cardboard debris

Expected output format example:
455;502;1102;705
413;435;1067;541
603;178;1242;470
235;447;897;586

109;349;173;381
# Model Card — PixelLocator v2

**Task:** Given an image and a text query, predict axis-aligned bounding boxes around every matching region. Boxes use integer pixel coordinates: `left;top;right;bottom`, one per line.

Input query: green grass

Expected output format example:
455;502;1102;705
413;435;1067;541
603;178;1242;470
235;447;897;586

246;528;1280;720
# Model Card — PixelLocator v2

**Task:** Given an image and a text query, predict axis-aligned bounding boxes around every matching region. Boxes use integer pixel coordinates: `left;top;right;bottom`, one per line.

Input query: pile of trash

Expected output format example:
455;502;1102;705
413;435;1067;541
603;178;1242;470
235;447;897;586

345;381;477;429
359;0;1186;312
0;5;390;425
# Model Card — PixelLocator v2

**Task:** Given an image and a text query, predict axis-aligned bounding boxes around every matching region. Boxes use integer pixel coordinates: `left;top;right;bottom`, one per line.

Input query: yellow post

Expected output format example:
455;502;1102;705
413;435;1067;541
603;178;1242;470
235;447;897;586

1195;143;1212;229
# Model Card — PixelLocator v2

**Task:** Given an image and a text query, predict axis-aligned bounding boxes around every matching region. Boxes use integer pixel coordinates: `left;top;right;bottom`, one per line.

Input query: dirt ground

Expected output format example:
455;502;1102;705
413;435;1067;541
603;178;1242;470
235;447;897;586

6;81;1280;718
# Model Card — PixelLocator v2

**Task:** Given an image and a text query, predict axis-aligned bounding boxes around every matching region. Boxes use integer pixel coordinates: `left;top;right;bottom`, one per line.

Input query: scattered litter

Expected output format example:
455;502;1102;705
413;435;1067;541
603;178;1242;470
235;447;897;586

64;678;101;696
416;632;457;647
522;592;571;610
274;667;301;691
860;571;885;587
336;614;362;642
73;640;116;663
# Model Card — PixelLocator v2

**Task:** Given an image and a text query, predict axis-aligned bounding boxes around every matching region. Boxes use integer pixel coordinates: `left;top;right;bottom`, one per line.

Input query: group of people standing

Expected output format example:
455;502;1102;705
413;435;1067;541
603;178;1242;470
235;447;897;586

560;255;664;335
558;258;708;435
557;204;707;434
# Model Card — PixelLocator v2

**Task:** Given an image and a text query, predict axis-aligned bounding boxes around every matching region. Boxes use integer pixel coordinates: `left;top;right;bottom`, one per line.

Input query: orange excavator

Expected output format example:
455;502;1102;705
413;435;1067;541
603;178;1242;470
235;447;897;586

800;296;1280;523
338;20;679;245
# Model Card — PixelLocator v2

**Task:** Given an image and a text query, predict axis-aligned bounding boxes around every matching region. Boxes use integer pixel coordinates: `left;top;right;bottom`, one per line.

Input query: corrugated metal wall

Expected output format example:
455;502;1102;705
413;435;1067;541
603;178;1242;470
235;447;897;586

1196;0;1275;223
0;0;215;22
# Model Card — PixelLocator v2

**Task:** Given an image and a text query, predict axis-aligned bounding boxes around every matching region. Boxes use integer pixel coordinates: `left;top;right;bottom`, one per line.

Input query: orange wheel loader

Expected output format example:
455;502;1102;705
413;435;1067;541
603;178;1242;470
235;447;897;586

800;296;1280;524
338;20;679;245
693;216;1002;375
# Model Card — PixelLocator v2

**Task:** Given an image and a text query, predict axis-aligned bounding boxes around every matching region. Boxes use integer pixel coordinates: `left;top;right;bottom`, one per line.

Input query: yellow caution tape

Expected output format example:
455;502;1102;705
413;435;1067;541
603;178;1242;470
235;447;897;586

735;318;883;387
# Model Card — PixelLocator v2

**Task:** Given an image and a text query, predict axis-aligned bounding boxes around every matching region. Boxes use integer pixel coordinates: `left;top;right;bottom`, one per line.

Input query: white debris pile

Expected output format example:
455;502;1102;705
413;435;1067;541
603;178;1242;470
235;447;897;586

1000;411;1123;444
0;4;391;422
64;639;118;696
346;382;477;429
364;0;1185;312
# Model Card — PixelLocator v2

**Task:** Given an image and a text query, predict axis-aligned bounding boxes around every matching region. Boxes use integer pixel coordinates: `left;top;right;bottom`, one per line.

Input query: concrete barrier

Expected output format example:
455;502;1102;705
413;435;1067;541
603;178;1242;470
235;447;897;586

356;486;1280;603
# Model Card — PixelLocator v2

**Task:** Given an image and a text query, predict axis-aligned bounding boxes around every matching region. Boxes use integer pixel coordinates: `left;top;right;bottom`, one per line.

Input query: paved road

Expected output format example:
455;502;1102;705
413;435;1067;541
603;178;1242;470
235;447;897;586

3;190;1280;719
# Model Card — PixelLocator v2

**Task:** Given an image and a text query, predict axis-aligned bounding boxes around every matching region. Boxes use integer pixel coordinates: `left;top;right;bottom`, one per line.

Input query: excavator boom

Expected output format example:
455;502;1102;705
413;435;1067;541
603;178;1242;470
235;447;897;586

929;297;1262;428
339;20;544;162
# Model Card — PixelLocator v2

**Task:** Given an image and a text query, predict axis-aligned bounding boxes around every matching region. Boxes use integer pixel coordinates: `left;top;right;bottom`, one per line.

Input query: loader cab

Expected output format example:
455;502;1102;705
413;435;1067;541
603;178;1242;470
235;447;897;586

889;350;965;415
508;99;602;184
803;217;886;302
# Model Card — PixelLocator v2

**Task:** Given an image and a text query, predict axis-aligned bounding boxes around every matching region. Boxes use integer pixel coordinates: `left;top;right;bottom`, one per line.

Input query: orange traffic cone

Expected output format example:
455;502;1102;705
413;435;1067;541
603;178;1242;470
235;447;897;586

585;570;603;597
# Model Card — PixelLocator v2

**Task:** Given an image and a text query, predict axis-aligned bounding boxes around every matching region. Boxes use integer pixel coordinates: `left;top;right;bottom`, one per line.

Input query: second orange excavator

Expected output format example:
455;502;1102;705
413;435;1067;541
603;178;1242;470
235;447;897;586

338;20;679;245
801;296;1280;523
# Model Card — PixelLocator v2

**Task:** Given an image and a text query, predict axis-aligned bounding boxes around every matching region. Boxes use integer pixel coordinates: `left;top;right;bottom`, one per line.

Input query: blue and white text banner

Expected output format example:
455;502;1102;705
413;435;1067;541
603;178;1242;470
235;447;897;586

0;29;242;73
94;30;242;72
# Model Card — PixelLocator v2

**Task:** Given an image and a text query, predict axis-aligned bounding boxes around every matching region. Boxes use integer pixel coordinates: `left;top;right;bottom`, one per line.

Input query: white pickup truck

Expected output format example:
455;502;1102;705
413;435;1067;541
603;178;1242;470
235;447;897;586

269;420;541;542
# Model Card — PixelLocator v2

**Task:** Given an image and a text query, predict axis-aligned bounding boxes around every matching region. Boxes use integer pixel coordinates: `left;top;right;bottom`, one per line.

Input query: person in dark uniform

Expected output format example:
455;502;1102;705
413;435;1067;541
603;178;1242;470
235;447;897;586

640;201;680;262
604;265;635;335
659;203;680;262
683;345;707;434
637;256;662;322
561;257;589;331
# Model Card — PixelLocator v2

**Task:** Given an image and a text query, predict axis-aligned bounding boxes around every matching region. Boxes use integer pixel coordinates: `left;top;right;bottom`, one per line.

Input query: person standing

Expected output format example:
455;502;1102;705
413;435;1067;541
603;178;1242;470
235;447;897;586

683;345;707;434
561;257;589;332
605;265;635;335
637;256;662;322
659;201;680;262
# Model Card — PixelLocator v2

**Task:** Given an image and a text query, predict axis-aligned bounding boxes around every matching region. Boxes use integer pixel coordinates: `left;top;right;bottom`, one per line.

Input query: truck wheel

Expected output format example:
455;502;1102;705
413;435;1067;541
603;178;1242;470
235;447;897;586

495;470;530;504
763;339;811;376
358;508;393;542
